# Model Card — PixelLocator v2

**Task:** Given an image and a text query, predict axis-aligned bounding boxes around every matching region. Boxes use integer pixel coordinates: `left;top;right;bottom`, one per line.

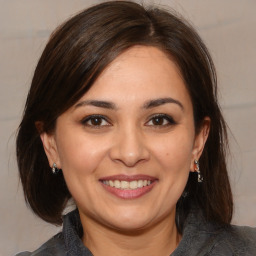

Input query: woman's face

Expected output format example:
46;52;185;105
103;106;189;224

42;46;208;231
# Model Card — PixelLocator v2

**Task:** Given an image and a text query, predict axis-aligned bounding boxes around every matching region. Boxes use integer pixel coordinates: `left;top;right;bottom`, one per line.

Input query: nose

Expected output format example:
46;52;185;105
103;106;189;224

109;126;150;167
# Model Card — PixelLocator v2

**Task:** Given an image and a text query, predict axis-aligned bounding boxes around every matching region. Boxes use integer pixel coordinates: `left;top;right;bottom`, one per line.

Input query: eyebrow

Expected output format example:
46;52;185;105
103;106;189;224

75;100;117;109
143;97;184;110
74;97;184;111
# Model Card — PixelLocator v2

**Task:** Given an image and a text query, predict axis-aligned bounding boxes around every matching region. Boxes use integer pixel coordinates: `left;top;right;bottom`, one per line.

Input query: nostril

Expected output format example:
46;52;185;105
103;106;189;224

113;154;149;167
109;145;150;167
108;130;150;166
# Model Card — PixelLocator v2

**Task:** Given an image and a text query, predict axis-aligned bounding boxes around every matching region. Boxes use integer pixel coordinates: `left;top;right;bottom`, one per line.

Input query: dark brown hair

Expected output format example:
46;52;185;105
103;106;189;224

16;0;233;230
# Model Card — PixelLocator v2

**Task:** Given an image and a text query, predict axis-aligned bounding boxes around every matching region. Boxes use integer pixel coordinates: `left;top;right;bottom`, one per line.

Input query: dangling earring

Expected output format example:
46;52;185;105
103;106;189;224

52;163;60;174
194;160;203;182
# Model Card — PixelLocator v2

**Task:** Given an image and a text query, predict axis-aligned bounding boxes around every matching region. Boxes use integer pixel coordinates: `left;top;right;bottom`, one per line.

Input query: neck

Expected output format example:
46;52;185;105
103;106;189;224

80;211;181;256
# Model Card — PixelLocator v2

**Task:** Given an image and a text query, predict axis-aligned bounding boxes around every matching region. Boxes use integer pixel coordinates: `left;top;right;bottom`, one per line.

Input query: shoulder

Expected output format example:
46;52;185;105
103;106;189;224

177;208;256;256
15;232;67;256
231;225;256;241
209;224;256;255
15;209;92;256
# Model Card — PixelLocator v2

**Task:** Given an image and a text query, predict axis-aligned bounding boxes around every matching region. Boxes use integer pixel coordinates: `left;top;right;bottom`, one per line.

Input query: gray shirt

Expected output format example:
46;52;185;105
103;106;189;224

16;209;256;255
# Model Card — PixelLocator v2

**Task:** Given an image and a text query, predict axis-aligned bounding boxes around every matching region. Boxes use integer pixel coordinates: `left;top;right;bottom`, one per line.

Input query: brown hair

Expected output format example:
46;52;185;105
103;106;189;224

16;0;233;230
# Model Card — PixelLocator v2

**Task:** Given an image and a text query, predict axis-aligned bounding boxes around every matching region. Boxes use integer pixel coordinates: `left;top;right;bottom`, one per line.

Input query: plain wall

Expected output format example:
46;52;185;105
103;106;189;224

0;0;255;255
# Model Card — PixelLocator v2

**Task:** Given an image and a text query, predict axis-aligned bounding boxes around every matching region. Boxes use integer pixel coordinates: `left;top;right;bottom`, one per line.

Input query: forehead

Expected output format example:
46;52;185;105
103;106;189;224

99;46;182;83
76;46;192;110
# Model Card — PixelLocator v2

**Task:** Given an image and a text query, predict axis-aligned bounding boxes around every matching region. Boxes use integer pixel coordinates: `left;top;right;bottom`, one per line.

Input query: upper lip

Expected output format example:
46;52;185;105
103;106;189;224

99;174;157;182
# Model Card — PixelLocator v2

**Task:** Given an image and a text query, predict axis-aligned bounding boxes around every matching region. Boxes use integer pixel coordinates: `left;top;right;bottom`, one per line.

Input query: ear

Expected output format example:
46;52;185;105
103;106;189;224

40;131;61;169
190;117;210;171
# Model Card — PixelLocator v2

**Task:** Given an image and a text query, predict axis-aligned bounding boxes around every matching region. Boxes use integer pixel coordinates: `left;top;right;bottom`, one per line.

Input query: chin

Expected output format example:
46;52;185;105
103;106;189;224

110;219;152;233
102;209;158;232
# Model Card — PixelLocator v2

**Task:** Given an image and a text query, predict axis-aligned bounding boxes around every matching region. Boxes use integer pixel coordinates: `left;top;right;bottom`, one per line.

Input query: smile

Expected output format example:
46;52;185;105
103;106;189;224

102;180;152;190
99;175;157;199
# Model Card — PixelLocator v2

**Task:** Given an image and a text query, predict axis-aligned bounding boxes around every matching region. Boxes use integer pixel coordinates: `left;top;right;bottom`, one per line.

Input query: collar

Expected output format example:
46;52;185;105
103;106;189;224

62;208;224;256
63;209;93;256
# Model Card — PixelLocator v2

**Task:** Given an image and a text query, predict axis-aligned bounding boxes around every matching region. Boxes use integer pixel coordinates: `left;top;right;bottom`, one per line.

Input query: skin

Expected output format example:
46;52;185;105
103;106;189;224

41;46;210;256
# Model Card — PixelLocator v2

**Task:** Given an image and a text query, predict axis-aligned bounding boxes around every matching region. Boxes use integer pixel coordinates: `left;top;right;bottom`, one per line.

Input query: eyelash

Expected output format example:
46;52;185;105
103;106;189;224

80;114;176;128
80;114;111;128
145;114;176;127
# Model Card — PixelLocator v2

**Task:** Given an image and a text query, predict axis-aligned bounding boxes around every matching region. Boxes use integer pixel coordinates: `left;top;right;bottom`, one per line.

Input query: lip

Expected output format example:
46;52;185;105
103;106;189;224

99;174;156;182
99;174;158;199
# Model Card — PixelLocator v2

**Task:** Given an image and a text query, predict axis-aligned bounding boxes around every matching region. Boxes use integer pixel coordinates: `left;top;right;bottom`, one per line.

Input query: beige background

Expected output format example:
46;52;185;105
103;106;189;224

0;0;255;255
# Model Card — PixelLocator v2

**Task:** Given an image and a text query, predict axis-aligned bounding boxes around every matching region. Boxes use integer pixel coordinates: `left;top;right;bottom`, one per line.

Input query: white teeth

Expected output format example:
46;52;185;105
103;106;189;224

102;179;152;190
114;180;121;188
109;180;114;187
137;180;143;188
129;180;137;189
121;181;129;189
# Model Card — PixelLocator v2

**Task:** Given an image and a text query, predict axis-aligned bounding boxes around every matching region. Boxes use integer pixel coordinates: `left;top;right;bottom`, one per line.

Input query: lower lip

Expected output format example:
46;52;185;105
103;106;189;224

101;181;156;199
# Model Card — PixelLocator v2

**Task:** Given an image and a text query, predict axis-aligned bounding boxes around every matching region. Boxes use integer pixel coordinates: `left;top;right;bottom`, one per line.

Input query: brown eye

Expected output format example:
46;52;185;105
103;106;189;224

152;116;165;125
90;117;103;126
81;115;110;127
146;114;176;127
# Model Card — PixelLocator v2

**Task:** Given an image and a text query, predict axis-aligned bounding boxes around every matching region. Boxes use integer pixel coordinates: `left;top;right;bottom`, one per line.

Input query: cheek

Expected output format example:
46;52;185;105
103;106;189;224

150;130;194;173
56;133;111;207
56;131;108;177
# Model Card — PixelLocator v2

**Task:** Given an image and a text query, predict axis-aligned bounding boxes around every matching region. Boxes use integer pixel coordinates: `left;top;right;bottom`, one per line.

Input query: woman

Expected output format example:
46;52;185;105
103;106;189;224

16;1;256;255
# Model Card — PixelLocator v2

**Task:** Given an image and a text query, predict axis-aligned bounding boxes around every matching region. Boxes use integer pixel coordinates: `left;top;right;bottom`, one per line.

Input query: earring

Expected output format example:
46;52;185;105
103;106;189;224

52;163;60;174
194;160;203;182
